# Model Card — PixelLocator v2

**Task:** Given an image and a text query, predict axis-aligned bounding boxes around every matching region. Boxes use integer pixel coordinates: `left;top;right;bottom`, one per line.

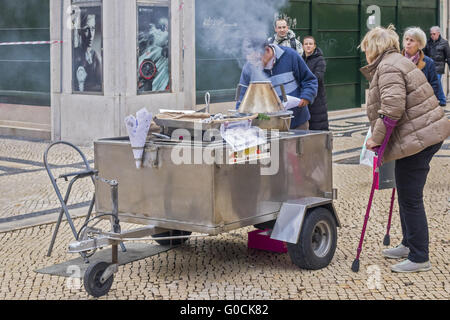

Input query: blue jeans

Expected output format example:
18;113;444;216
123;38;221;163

436;74;447;105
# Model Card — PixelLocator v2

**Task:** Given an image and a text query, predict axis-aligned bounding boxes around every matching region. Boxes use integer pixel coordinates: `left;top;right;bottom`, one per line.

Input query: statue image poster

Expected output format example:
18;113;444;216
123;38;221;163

137;5;170;94
72;5;103;93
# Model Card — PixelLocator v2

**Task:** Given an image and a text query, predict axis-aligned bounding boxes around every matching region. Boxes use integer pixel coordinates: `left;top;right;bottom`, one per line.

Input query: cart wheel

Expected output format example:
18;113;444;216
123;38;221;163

152;230;192;246
84;261;114;298
287;207;337;270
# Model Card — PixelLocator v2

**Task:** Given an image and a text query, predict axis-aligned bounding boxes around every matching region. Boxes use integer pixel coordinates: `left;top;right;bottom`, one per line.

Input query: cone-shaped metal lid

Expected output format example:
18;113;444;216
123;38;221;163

238;81;283;114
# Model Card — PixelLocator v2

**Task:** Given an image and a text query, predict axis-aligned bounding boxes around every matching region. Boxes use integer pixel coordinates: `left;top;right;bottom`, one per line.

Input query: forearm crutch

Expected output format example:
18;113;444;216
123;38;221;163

383;188;396;246
351;116;398;272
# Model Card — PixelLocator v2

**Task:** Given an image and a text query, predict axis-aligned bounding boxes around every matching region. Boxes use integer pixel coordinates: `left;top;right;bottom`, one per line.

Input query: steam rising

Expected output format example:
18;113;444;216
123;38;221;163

196;0;289;81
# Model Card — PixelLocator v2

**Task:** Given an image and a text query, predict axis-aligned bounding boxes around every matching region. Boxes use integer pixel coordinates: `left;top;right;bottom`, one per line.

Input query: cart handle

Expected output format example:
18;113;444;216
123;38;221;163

58;169;98;181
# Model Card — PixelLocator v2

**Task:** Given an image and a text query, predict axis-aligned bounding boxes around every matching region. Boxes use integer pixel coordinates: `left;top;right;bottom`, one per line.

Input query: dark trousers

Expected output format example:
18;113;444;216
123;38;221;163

395;142;443;263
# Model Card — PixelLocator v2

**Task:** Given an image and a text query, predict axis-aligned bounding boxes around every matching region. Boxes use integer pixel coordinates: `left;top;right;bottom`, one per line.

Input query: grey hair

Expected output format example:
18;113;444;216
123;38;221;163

403;27;427;50
430;26;441;33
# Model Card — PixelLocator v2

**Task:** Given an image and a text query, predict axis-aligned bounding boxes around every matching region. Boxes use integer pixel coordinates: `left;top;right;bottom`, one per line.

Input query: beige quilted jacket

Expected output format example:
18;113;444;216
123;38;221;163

360;49;450;163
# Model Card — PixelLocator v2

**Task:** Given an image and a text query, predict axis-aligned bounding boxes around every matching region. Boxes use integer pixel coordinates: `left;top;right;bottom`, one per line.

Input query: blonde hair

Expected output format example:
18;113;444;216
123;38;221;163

403;27;427;50
359;24;400;63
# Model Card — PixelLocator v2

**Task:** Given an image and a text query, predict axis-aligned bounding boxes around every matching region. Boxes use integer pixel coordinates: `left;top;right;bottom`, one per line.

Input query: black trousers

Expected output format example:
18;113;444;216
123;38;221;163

395;142;443;263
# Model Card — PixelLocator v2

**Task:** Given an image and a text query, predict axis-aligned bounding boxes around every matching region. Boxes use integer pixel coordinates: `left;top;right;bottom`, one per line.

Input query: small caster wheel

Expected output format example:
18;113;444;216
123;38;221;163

84;261;114;298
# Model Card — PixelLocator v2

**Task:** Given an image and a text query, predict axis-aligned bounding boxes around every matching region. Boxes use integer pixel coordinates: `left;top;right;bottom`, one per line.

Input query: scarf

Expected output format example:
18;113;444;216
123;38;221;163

404;50;420;65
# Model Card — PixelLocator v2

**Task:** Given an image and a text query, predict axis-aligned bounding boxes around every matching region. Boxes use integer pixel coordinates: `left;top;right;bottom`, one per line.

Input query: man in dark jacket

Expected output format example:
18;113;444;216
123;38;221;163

236;42;318;129
423;26;450;106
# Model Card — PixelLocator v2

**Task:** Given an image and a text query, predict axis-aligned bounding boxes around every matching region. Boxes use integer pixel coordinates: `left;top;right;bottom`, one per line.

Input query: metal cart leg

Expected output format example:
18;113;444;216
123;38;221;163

109;179;126;253
44;141;98;258
47;176;83;257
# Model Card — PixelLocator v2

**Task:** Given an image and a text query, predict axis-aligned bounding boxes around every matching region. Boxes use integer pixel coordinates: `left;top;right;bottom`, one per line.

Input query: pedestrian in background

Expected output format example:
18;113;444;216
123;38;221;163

359;25;450;273
268;18;303;56
402;27;441;102
302;36;329;130
423;26;450;106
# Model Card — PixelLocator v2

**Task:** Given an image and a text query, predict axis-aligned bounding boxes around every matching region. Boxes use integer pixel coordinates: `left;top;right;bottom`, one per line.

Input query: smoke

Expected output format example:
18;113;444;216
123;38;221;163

196;0;289;80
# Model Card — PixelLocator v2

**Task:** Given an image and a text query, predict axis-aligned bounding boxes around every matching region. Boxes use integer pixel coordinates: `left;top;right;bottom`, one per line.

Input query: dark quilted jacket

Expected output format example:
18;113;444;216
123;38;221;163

424;36;450;74
302;47;329;130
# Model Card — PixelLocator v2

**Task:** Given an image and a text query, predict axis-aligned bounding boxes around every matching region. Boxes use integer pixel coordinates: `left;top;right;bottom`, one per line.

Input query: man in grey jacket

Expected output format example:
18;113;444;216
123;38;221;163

424;26;450;106
268;18;303;56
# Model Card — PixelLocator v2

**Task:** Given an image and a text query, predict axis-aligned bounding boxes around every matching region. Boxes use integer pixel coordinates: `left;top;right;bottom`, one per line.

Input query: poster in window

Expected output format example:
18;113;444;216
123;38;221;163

137;5;170;94
71;4;103;93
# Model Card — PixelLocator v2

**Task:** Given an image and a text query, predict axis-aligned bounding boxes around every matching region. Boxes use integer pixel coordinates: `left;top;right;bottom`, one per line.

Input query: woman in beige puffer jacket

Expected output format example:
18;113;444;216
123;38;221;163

359;25;450;273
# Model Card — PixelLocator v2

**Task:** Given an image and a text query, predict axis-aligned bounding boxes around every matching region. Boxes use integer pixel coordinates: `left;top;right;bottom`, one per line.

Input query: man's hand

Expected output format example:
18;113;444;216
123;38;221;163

366;137;380;151
298;99;310;107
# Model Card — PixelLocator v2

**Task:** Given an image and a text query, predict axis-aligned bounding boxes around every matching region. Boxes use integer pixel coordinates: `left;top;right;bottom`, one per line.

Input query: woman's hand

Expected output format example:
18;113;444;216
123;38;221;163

366;137;380;151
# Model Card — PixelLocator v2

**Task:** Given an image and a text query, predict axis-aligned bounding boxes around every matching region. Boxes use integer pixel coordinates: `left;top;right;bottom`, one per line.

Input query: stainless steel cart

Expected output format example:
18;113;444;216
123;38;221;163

68;130;340;297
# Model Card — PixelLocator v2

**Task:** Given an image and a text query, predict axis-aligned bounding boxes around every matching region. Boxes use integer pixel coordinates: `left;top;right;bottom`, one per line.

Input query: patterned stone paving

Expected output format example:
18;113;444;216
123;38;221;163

0;107;448;300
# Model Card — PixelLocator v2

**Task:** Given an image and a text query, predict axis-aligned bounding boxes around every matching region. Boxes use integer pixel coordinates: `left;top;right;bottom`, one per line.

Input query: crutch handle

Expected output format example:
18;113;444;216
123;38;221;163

373;116;398;168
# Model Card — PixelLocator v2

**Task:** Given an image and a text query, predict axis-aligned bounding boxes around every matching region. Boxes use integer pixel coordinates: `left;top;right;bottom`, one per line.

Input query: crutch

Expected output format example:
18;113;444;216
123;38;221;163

383;187;396;246
351;116;398;272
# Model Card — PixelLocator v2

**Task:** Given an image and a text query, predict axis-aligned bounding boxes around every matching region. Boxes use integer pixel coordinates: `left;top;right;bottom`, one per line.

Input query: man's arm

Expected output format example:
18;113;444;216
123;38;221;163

236;63;251;110
292;54;318;105
444;39;450;67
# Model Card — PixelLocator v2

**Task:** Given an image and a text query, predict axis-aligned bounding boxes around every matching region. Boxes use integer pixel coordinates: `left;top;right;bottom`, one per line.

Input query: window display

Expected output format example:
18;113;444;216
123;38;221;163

137;4;170;94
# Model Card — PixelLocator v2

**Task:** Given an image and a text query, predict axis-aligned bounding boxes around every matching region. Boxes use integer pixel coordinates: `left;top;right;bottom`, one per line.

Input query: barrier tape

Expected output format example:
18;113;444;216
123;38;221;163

0;40;63;46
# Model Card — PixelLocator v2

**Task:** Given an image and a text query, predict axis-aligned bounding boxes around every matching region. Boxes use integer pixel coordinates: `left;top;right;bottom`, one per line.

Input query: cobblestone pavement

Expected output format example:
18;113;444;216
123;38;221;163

0;107;449;300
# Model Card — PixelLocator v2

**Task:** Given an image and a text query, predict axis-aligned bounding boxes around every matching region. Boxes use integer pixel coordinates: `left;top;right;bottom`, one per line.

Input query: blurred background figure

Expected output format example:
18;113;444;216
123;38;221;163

402;27;441;102
268;18;303;56
424;26;450;106
302;36;329;130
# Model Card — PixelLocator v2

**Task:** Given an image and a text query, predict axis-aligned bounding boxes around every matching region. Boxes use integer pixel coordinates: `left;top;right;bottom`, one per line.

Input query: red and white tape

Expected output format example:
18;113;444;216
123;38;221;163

0;40;63;46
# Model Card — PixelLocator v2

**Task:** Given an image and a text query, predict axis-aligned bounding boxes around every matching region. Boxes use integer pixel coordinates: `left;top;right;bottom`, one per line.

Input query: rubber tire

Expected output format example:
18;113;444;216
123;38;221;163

152;230;192;246
287;207;337;270
84;261;114;298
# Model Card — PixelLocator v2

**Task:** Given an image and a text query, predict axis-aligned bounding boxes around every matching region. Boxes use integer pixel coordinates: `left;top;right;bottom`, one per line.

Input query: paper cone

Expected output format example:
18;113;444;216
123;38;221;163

125;108;153;169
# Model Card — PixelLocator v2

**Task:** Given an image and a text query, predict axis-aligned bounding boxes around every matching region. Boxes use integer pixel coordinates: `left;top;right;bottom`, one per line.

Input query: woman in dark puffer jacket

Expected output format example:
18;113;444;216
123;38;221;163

302;36;329;130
